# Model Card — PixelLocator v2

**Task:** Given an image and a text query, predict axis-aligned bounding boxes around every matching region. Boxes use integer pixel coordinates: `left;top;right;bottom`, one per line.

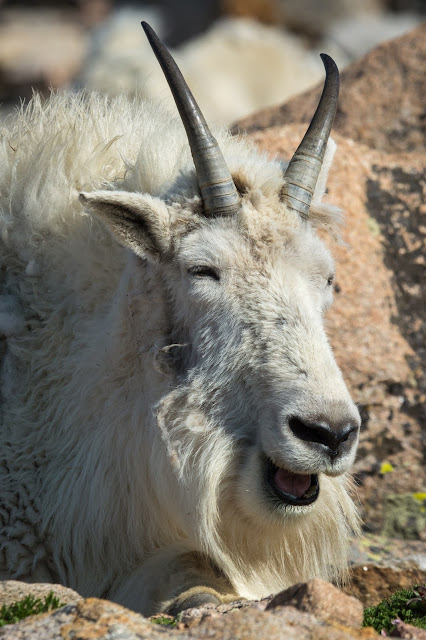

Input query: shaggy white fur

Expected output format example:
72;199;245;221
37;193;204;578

0;90;360;615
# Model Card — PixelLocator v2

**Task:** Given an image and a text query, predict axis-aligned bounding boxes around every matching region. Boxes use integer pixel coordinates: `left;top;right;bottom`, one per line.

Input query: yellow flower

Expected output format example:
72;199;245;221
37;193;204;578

379;462;394;474
413;492;426;503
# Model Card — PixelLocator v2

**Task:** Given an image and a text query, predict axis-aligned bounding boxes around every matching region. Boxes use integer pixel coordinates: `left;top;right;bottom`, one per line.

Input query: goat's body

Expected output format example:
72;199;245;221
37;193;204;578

1;93;184;598
0;91;359;615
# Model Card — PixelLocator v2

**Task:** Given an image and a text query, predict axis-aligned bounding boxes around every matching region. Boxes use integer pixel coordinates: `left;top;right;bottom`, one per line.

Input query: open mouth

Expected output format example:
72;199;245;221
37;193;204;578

265;457;319;506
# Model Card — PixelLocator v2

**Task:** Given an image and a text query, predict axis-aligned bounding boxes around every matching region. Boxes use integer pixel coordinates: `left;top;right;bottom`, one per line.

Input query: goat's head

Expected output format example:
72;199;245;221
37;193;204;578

80;24;360;522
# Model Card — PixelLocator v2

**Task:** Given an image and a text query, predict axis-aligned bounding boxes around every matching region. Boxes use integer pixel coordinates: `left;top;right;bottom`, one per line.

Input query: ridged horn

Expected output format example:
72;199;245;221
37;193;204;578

281;54;339;220
142;21;240;217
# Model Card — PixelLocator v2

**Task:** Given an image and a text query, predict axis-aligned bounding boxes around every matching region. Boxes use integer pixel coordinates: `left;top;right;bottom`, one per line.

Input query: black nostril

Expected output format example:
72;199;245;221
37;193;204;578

288;417;358;455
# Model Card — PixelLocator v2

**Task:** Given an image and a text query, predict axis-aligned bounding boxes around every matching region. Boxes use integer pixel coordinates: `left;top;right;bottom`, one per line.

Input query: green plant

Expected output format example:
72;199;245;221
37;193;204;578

150;614;177;627
0;591;65;627
363;585;426;634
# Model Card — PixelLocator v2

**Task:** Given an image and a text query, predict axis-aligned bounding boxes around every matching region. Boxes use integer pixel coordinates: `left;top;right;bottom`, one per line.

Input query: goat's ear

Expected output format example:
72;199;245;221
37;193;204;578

79;190;171;260
311;137;337;205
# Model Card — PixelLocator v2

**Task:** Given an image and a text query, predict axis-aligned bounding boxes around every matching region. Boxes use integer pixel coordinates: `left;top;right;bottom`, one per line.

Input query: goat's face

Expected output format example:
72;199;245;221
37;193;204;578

81;23;359;523
81;176;360;519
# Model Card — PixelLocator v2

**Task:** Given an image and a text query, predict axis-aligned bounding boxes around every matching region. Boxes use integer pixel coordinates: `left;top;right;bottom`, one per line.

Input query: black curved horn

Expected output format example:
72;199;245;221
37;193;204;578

281;54;339;220
142;22;240;218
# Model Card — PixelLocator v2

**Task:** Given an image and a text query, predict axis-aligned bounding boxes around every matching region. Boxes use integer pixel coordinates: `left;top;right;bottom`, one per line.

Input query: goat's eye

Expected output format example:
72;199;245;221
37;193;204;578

327;275;335;286
188;265;220;281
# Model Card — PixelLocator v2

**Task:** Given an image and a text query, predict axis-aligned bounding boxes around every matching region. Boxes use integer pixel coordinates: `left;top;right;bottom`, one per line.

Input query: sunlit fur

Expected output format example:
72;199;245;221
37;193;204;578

0;91;360;615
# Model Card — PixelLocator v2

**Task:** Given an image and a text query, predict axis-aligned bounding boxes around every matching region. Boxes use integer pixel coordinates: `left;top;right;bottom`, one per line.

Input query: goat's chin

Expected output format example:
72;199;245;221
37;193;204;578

232;445;357;527
231;451;320;526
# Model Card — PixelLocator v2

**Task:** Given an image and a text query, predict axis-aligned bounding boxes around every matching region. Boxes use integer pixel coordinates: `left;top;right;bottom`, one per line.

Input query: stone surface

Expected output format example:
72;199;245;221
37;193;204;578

233;24;426;154
276;0;386;37
391;620;426;639
348;534;426;575
0;9;88;109
186;607;379;640
224;0;386;37
171;596;272;628
382;495;426;540
0;598;168;640
318;12;422;66
0;580;82;607
0;597;381;640
343;565;426;608
266;578;364;627
8;575;426;638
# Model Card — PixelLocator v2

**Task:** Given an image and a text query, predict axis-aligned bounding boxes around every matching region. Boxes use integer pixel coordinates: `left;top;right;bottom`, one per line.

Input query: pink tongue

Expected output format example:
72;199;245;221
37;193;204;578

274;468;311;498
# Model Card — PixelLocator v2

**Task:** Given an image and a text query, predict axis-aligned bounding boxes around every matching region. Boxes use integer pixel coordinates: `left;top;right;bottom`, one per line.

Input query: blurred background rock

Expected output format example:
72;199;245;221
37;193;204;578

0;0;423;122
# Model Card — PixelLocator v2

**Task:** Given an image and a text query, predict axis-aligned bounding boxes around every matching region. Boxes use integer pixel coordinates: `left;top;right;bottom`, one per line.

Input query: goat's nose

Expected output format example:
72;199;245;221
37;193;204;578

288;416;358;458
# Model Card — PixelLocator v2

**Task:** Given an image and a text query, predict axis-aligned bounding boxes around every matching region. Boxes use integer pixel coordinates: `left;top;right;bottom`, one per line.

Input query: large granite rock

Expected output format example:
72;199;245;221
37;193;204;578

233;23;426;154
232;24;425;535
4;576;426;639
0;580;82;608
266;578;364;627
0;8;88;112
0;589;378;640
344;564;426;607
391;621;426;640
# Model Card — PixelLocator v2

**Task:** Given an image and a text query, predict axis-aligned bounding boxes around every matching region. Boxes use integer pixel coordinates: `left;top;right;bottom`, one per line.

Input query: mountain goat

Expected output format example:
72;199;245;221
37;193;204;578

0;22;360;616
